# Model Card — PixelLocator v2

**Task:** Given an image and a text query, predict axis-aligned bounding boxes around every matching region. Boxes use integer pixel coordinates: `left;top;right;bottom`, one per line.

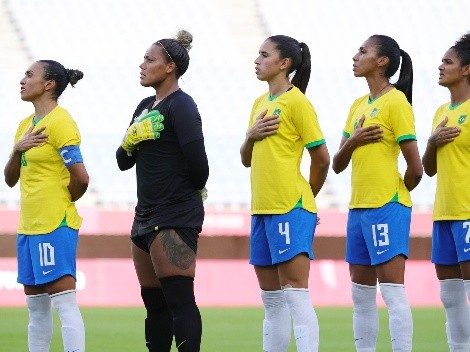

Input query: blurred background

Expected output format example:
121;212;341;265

2;0;469;210
1;0;469;307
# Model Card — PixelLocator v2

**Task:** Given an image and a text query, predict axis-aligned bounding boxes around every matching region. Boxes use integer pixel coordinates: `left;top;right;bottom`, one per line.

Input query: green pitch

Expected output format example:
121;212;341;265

0;306;447;351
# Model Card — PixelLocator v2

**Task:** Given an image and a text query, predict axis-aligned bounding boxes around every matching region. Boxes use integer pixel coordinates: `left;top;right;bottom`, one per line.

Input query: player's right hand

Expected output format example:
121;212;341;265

351;114;383;147
428;116;460;147
121;110;165;153
14;126;48;153
247;109;280;141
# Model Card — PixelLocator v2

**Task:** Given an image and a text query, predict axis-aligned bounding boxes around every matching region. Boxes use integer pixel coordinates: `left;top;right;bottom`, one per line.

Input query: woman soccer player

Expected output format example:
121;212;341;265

240;35;330;351
116;30;209;352
332;35;423;351
4;60;89;352
422;32;470;351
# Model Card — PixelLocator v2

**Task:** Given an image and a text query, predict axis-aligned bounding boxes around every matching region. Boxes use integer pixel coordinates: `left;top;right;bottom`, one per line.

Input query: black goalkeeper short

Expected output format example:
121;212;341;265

131;221;201;254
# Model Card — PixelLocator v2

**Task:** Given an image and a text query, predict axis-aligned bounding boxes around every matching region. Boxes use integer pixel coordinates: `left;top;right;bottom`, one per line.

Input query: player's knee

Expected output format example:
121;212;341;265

160;276;196;310
141;286;167;312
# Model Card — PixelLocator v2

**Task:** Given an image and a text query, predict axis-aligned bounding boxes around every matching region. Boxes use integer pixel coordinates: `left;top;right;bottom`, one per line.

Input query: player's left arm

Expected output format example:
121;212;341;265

307;143;330;197
390;99;423;191
59;145;89;201
399;139;423;192
172;96;209;191
181;139;209;190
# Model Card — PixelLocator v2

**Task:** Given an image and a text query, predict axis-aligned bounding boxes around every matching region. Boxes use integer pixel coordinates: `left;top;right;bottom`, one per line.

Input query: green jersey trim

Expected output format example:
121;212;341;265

58;215;68;228
293;197;303;209
397;134;416;143
306;139;326;149
449;102;463;110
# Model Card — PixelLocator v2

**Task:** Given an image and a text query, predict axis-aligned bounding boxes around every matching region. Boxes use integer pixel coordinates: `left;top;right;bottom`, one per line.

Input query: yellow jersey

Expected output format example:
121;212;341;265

15;106;83;234
343;88;416;208
432;99;470;220
249;86;325;214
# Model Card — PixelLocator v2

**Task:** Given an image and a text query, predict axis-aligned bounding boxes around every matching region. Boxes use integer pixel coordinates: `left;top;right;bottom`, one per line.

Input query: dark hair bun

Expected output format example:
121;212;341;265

66;69;84;86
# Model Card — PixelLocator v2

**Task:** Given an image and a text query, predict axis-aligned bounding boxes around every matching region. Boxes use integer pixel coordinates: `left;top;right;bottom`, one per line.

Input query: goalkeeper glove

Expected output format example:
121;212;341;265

198;187;208;202
121;109;165;153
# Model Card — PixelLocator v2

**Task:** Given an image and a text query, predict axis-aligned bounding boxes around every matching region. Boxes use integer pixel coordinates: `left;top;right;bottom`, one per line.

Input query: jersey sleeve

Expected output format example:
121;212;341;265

171;95;204;147
290;96;325;148
388;97;416;142
49;114;81;150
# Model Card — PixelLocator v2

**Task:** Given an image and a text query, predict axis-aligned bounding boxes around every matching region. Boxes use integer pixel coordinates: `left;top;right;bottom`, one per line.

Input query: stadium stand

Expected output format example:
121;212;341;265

1;0;470;210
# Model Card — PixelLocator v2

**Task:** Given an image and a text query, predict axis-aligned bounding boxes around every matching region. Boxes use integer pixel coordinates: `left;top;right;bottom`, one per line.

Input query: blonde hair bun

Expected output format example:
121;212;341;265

175;30;193;51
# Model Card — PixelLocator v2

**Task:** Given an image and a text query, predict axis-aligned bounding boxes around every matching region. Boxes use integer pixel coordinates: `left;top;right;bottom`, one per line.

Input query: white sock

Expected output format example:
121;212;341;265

464;280;470;302
26;293;53;352
51;290;85;352
261;290;291;352
380;283;413;352
283;288;319;352
351;283;378;352
440;279;470;352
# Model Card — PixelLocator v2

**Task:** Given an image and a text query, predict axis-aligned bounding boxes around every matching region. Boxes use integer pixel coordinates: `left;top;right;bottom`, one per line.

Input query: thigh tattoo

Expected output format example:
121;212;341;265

160;229;195;270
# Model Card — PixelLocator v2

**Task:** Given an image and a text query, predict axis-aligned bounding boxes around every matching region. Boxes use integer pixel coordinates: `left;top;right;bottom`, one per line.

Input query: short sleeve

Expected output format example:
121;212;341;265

290;96;325;148
48;115;81;150
388;98;416;143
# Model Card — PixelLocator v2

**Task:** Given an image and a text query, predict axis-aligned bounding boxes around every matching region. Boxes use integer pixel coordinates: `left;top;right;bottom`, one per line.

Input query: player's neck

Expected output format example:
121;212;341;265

449;83;470;106
367;76;392;101
153;81;179;108
268;77;292;99
32;98;57;121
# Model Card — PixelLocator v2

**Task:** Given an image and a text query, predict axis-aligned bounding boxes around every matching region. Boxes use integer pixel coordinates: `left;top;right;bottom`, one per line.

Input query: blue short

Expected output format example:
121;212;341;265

432;220;470;265
346;203;411;266
17;227;78;286
249;208;317;266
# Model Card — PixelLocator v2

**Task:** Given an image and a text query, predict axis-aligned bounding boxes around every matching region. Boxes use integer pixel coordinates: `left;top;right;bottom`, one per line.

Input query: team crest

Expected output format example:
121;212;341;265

458;115;467;125
273;108;282;116
370;108;379;118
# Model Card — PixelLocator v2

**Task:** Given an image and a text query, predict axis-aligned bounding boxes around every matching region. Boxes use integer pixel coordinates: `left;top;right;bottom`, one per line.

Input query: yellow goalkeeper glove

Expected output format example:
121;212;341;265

121;109;165;153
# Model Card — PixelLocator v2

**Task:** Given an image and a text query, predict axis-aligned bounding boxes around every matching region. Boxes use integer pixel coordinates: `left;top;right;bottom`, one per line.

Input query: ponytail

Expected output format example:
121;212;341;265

393;49;413;104
370;35;413;104
268;35;311;93
291;42;311;94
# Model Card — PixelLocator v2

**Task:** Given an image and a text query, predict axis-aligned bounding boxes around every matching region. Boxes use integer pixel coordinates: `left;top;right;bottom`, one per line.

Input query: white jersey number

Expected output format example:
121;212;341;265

463;222;470;244
372;224;389;248
279;222;291;245
38;243;55;267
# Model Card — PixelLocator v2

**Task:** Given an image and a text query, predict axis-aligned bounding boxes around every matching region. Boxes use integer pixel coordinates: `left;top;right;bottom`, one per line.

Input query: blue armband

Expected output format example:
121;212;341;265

59;145;83;166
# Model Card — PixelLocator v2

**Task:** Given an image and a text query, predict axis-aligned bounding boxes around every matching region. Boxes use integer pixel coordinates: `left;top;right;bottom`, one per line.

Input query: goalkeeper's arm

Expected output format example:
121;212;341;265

116;145;136;171
181;139;209;190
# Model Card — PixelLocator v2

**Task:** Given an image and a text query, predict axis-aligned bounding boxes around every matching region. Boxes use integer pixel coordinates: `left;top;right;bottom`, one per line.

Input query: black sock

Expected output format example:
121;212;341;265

160;276;201;352
141;286;174;352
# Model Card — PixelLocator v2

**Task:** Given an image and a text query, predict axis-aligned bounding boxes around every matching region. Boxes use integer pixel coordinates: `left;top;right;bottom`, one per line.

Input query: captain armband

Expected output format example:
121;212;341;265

59;145;83;166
